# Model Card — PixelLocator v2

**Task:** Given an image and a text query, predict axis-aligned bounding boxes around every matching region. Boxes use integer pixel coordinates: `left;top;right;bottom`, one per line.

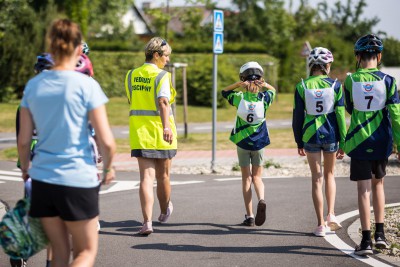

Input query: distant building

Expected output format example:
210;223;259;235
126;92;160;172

122;4;154;40
140;3;213;37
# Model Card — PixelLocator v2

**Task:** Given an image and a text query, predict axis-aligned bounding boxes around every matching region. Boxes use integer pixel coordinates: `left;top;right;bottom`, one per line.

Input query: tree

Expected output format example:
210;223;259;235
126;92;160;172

317;0;381;42
0;0;56;101
382;38;400;67
88;0;135;41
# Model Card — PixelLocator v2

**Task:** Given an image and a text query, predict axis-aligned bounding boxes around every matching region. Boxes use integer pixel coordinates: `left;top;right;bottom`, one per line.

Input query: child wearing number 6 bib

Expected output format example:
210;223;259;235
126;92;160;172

292;47;347;237
222;61;276;227
343;34;400;256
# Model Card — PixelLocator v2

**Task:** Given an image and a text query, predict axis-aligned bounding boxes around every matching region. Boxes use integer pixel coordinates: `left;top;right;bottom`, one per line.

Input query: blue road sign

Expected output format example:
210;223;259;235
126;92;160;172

213;10;224;32
213;32;223;54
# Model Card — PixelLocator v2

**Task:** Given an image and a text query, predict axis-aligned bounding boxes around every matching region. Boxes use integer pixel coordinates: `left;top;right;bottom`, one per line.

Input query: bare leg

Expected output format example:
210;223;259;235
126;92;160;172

240;166;253;216
252;165;264;201
323;152;337;215
306;151;324;226
155;158;172;214
137;157;156;222
66;217;99;267
372;177;385;223
40;217;71;267
357;179;372;230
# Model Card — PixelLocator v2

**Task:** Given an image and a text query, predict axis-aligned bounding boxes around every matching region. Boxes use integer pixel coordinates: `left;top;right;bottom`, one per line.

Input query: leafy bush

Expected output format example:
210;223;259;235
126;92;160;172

90;51;277;107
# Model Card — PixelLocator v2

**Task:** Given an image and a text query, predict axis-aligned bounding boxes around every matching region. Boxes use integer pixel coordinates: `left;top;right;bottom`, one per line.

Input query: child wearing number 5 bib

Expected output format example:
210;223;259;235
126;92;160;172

344;34;400;256
292;47;347;237
222;62;276;228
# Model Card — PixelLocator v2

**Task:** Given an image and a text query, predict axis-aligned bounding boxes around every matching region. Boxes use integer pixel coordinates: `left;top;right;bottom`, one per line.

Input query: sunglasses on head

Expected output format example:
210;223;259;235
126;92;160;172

156;39;168;56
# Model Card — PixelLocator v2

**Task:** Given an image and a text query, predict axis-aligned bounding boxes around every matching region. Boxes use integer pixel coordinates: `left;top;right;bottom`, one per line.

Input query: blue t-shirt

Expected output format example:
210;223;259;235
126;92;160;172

21;70;108;188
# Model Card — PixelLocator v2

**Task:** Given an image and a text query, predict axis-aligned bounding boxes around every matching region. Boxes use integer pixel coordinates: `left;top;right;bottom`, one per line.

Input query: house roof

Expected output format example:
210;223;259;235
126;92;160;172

122;4;154;35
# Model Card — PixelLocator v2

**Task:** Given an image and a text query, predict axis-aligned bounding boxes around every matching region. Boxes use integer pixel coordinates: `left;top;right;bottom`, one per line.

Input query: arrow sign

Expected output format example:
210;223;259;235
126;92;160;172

213;32;224;54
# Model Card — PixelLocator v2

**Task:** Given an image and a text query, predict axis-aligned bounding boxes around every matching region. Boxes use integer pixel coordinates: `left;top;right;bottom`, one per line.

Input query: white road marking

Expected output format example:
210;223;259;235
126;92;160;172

100;181;140;194
325;202;400;267
0;175;21;181
0;170;21;176
100;180;204;194
214;176;298;181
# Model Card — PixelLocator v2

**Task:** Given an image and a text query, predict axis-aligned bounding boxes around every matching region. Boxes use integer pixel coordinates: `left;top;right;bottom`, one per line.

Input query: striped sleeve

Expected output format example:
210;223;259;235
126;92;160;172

386;76;400;147
344;76;353;115
221;90;241;108
292;84;305;148
334;83;347;149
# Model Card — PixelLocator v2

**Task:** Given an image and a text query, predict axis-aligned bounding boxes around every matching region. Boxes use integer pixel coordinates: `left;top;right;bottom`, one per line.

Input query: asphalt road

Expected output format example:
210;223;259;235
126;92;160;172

0;160;399;267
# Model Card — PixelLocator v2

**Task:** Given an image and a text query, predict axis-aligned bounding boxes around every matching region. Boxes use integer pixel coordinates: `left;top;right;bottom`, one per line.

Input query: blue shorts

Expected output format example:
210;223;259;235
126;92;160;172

304;142;338;153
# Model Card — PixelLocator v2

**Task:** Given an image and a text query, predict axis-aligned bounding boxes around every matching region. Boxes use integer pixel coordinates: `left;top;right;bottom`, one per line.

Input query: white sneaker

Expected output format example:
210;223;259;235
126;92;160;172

326;213;342;231
313;225;327;237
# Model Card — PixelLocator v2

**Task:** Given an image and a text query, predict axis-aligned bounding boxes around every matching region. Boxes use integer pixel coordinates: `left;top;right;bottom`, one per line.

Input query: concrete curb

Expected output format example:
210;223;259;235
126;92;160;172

347;212;400;266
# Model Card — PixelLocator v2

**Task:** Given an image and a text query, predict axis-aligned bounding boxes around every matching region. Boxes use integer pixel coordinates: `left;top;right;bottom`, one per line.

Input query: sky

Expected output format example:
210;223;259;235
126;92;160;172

134;0;400;40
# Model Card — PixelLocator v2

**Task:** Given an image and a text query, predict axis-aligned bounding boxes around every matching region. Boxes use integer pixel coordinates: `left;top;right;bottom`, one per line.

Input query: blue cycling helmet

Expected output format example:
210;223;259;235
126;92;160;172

354;34;383;55
34;53;54;73
82;42;90;55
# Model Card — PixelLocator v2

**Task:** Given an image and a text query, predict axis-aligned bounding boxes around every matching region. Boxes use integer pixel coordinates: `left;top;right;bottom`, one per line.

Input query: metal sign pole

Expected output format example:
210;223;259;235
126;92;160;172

211;54;217;173
211;10;223;173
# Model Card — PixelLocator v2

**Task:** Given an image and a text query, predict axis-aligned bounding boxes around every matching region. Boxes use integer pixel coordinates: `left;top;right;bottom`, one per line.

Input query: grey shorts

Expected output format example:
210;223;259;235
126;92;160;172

237;146;264;167
304;142;338;153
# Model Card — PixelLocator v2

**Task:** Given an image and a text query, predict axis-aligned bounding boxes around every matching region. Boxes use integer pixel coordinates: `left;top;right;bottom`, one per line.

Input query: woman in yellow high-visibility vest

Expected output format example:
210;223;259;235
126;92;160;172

125;37;177;235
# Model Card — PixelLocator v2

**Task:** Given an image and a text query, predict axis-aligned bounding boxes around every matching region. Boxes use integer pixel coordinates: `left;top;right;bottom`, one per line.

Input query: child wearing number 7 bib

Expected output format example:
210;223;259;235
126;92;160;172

292;47;347;237
222;62;276;227
343;34;400;256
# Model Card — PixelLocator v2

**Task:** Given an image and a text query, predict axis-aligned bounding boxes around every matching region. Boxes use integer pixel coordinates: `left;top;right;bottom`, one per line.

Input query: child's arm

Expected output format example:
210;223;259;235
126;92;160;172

223;81;248;91
256;79;275;91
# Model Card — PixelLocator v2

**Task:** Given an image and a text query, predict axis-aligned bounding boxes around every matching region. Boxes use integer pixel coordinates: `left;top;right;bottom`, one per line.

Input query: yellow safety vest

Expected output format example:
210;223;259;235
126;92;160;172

125;64;177;158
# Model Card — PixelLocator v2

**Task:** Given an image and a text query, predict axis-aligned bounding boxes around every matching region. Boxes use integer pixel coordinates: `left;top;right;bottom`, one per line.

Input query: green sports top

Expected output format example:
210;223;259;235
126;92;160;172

222;89;275;151
344;68;400;160
292;75;347;149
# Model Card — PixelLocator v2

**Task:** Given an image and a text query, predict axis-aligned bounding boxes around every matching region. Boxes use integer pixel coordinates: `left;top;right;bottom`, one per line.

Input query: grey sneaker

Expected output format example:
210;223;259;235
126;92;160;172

242;215;255;227
374;232;389;249
158;201;173;223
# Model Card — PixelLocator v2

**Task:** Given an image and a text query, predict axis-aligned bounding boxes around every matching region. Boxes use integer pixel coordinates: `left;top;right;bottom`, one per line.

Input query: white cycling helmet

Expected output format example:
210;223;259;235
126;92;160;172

308;47;333;74
239;61;264;81
308;47;334;67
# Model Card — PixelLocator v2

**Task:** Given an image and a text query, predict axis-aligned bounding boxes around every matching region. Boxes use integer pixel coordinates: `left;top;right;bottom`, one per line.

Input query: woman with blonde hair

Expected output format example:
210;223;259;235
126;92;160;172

125;37;177;235
18;19;116;266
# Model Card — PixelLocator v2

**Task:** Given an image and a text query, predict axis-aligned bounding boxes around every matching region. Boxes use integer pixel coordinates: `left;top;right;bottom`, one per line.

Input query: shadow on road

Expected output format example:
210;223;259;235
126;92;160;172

99;219;313;238
131;242;346;257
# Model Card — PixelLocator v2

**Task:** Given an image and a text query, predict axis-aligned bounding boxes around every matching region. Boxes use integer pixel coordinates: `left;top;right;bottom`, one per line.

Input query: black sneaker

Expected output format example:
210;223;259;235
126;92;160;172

255;199;266;226
242;215;255;226
354;239;373;256
9;258;27;267
374;232;389;249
